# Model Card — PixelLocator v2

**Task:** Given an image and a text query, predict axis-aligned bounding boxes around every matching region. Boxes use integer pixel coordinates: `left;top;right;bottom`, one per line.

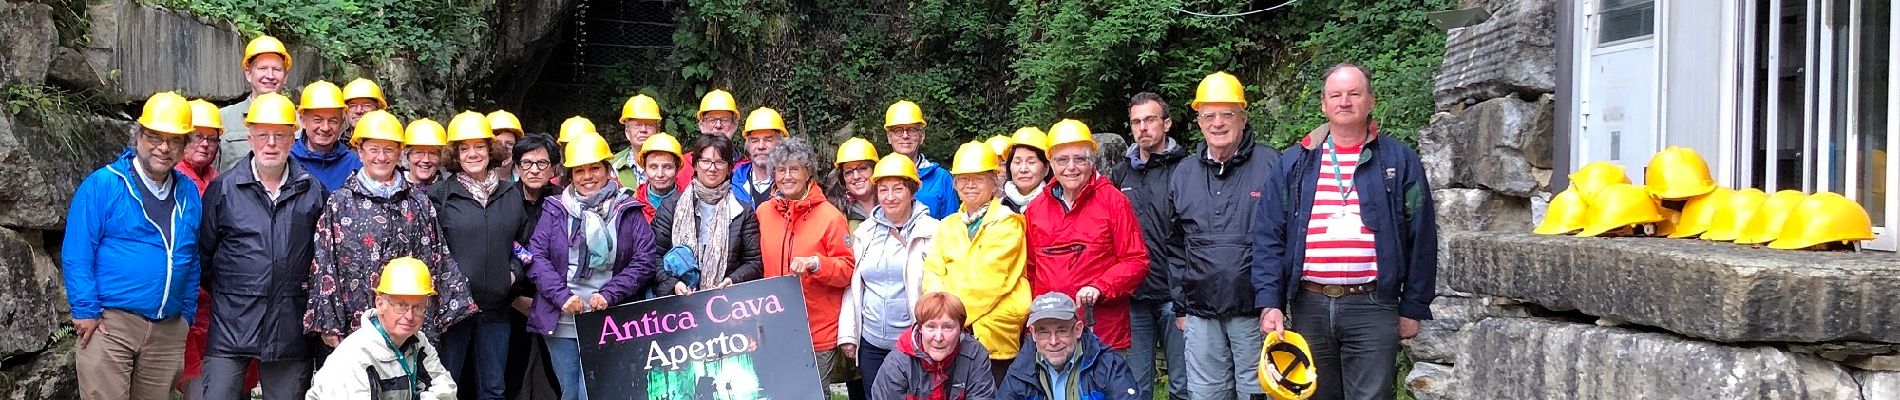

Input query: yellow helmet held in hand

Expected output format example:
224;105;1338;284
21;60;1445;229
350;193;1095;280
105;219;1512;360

446;111;494;142
621;94;663;123
245;93;300;127
137;92;194;135
1645;147;1717;200
1533;189;1588;235
640;132;684;163
1701;188;1768;242
1192;71;1247;111
871;154;920;184
242;35;293;69
1666;186;1733;239
564;133;613;168
1258;330;1317;400
374;257;436;296
350;110;405;146
486;110;523;134
1570;161;1632;205
1575;183;1664;237
1010;126;1051;155
884;100;926;128
342;78;387;109
835;137;879;166
698;89;738;118
1768;192;1877;250
743;107;787;135
403;118;447;147
558;116;598;144
187;99;223;132
1734;190;1809;245
298;81;346;111
950;141;1000;175
986;135;1014;159
1047;119;1097;151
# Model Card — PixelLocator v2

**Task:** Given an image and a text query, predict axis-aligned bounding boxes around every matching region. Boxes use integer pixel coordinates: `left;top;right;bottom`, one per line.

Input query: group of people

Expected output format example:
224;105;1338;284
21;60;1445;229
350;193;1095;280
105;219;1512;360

61;34;1439;400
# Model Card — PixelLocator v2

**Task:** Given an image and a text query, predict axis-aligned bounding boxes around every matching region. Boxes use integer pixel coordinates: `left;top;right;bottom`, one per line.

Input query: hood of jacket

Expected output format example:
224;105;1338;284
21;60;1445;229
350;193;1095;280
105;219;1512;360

1192;125;1263;177
291;138;355;164
1124;137;1188;171
870;200;933;236
769;182;832;218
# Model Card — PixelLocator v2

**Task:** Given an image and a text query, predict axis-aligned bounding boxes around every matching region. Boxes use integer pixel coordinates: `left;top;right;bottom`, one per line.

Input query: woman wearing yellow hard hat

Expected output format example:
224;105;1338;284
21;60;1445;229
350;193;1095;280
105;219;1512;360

921;140;1032;377
838;153;941;387
825;137;882;229
524;132;662;400
307;110;477;354
631;132;687;222
425;111;530;399
1001;126;1052;212
401;118;448;192
178;98;225;192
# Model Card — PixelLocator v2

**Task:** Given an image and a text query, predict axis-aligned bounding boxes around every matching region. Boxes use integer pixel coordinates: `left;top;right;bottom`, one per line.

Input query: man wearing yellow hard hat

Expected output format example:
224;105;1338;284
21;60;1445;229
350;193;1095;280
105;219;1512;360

697;89;741;141
307;257;457;398
290;81;363;191
732;107;788;207
341;78;387;129
217;35;294;171
1258;64;1440;400
487;110;525;180
614;94;693;190
884;100;959;219
62;92;203;400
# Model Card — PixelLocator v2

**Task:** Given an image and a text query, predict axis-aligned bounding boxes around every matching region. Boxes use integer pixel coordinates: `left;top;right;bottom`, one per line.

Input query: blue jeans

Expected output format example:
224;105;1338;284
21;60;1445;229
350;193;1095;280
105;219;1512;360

1289;290;1401;400
1129;299;1188;400
545;336;587;400
858;342;893;391
439;319;511;400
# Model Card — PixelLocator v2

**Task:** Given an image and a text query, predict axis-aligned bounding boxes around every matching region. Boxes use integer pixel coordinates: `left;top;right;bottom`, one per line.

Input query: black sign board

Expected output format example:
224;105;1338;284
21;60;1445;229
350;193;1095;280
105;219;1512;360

578;276;823;400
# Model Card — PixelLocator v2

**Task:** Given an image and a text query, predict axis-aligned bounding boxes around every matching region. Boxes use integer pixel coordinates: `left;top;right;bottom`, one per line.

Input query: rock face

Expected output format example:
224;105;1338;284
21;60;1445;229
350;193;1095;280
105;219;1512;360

1431;188;1532;232
0;2;56;86
1444;232;1900;344
1433;0;1557;109
3;334;75;400
1404;362;1457;400
1458;318;1863;399
1417;95;1554;197
1863;371;1900;399
0;228;60;357
0;112;132;231
66;0;332;104
1404;295;1528;364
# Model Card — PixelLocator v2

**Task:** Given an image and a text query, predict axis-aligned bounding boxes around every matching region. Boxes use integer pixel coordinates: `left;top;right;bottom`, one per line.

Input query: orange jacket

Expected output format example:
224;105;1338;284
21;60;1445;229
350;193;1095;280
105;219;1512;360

757;183;857;352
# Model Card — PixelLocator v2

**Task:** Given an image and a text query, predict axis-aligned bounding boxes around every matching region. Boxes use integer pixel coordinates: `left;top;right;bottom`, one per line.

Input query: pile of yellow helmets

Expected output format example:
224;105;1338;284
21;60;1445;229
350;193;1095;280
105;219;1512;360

1535;146;1876;250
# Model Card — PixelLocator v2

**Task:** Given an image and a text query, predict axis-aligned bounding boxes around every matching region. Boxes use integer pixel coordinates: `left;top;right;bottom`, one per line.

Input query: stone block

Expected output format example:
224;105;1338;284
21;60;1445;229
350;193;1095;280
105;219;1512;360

0;112;131;231
1404;362;1457;400
1457;318;1862;399
0;2;56;86
1418;95;1553;197
1432;188;1532;232
71;0;333;104
1862;371;1900;399
1445;232;1900;344
1434;0;1557;109
1404;295;1529;364
0;228;61;358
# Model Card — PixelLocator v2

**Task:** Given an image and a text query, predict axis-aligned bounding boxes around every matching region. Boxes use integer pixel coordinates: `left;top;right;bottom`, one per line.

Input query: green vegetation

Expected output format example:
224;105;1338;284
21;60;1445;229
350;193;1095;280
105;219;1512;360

3;84;102;159
140;0;486;73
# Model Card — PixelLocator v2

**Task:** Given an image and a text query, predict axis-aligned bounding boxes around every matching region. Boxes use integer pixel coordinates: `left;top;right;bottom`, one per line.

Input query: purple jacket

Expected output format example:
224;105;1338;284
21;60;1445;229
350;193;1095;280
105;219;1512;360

524;191;660;335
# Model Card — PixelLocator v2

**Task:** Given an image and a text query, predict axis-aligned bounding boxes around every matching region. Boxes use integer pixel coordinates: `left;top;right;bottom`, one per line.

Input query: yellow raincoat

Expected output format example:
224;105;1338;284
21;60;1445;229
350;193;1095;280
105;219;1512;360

922;199;1031;360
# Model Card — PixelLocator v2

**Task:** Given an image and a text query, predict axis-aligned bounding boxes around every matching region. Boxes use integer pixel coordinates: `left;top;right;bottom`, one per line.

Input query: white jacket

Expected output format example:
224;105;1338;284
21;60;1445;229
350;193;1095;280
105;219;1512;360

307;309;456;400
838;202;939;348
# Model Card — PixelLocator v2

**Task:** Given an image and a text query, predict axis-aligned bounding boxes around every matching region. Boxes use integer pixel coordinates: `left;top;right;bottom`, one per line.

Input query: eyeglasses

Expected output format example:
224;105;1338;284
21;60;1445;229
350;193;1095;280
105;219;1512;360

383;300;429;316
843;164;872;176
696;159;730;169
1129;115;1166;126
1051;155;1093;167
701;116;735;126
140;132;189;149
1031;325;1077;340
773;165;809;176
359;146;401;157
518;160;553;171
1197;111;1241;122
252;132;294;145
887;127;924;139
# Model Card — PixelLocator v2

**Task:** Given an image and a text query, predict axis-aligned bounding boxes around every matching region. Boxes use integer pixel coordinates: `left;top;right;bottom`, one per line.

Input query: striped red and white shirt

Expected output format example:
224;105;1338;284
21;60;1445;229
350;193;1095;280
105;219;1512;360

1302;142;1378;285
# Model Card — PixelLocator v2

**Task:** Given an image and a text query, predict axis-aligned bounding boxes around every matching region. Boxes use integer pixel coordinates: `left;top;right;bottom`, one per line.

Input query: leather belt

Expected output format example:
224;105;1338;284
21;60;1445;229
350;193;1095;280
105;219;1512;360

1301;281;1377;298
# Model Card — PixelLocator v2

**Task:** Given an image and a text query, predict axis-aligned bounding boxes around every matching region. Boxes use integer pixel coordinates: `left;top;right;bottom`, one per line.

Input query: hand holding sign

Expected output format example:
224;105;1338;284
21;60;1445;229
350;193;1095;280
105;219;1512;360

589;294;610;311
563;295;584;314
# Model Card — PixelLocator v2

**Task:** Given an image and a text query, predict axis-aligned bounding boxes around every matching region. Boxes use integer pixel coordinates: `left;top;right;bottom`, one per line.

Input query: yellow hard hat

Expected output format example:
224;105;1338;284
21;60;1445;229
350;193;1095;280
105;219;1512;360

1258;331;1317;400
1047;119;1097;151
985;135;1014;159
374;257;436;296
342;78;387;109
1645;147;1717;200
136;92;194;135
1768;192;1877;250
1665;186;1733;239
446;111;495;142
621;94;663;123
1575;183;1664;237
187;99;223;132
884;100;926;128
640;132;684;162
1701;188;1768;242
1533;189;1588;235
1734;190;1809;245
743;107;787;135
1570;161;1632;205
350;110;405;146
1192;71;1247;111
486;110;523;134
835;137;879;166
557;116;598;144
564;133;614;168
871;154;921;185
242;35;293;70
403;118;448;147
698;89;739;118
1009;126;1051;155
1654;207;1683;237
245;93;300;126
950;141;1000;175
298;80;346;111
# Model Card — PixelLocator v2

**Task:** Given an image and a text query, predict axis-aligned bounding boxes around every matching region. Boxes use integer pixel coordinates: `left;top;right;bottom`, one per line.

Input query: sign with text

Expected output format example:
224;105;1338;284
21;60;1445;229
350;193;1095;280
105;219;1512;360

578;276;822;400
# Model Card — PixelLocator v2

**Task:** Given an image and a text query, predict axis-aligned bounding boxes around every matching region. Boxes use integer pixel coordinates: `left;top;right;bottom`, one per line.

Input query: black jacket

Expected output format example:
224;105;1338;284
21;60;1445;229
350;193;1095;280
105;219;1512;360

1165;127;1283;318
198;156;328;361
1112;138;1190;302
649;195;765;292
428;176;529;319
511;184;561;300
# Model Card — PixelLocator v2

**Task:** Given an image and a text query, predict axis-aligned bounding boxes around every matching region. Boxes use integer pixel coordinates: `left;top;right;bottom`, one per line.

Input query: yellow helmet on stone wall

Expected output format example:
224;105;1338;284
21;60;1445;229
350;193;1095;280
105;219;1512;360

1533;189;1588;235
1768;192;1877;250
1734;190;1809;245
1701;188;1768;242
1666;186;1733;239
1575;183;1664;237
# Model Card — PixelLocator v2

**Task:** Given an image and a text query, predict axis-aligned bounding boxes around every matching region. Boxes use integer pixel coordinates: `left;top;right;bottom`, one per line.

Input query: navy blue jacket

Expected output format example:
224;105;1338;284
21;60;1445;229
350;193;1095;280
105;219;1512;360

997;333;1142;400
1252;128;1439;320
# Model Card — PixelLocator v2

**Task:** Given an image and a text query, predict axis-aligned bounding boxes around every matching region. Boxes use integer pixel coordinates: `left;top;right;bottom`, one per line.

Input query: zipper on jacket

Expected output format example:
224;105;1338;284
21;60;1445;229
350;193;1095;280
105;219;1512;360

110;167;176;319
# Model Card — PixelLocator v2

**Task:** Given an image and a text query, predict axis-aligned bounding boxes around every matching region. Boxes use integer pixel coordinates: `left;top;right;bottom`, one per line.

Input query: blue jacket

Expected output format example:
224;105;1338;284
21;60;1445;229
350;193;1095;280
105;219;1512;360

998;333;1142;400
730;160;773;209
62;150;201;322
914;156;959;220
1253;128;1439;320
290;138;362;191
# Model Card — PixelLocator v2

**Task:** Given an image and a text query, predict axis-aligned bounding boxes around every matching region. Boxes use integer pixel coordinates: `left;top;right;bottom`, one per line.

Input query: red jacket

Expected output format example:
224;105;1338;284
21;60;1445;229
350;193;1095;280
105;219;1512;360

1022;174;1150;350
757;184;856;352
